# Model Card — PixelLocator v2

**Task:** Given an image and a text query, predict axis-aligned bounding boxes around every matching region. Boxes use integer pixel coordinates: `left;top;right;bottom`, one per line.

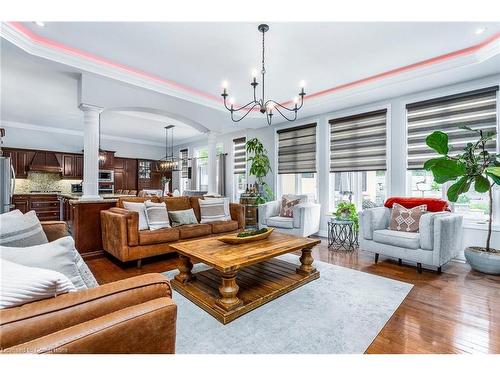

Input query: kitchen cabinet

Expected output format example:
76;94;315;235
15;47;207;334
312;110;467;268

58;153;83;180
12;195;29;213
99;151;115;170
3;149;34;178
137;160;165;190
114;157;137;191
12;194;59;221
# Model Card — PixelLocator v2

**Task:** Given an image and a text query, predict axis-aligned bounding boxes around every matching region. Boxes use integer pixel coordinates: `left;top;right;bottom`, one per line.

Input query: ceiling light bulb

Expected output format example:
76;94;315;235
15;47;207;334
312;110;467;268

222;80;228;89
229;97;235;105
293;97;299;104
34;21;45;27
475;27;487;35
251;69;258;78
299;80;306;88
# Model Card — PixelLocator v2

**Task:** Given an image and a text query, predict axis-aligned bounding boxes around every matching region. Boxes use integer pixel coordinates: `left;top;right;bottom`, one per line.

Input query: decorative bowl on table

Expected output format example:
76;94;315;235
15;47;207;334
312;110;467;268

218;227;274;244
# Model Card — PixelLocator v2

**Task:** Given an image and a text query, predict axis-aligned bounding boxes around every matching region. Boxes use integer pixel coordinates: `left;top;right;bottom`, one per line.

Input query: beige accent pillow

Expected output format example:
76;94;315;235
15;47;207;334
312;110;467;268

199;198;231;223
1;259;76;309
389;203;427;232
279;196;301;218
0;210;48;247
123;201;149;230
144;201;171;230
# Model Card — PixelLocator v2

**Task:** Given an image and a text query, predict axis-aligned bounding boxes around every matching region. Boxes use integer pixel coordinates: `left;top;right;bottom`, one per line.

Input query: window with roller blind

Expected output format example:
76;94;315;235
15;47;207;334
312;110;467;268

406;86;498;220
233;137;247;201
329;110;388;210
277;124;318;202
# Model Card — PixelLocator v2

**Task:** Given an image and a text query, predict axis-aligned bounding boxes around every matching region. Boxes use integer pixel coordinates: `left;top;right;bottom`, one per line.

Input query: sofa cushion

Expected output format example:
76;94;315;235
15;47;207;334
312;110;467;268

267;216;294;229
123;201;149;230
373;229;421;250
144;201;171;230
139;227;180;245
0;210;48;247
159;196;192;212
200;198;231;223
0;259;76;309
178;224;212;239
389;203;427;232
169;208;199;227
0;236;88;290
117;196;158;208
209;220;239;234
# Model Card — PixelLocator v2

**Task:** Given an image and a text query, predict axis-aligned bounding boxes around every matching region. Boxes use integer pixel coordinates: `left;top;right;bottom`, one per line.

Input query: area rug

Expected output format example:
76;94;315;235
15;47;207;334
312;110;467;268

163;253;412;354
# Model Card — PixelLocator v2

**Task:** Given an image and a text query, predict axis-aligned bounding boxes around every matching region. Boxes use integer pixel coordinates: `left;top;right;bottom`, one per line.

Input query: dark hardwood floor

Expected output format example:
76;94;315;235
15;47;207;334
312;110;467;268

86;238;500;354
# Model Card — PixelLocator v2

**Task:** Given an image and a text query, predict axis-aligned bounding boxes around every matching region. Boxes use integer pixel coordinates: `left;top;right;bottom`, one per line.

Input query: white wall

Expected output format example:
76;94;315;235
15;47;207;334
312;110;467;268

1;123;165;160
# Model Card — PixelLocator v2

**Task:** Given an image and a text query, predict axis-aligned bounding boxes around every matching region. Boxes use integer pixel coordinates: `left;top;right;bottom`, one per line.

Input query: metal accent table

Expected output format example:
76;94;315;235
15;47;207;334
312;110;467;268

327;218;358;251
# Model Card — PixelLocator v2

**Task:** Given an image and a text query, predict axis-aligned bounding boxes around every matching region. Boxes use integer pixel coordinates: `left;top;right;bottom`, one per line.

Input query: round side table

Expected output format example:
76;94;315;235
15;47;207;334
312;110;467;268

328;219;358;251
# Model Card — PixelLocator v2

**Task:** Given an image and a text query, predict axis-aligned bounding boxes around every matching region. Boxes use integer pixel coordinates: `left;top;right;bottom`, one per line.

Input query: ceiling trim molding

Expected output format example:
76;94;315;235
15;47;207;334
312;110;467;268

1;120;167;147
1;22;499;112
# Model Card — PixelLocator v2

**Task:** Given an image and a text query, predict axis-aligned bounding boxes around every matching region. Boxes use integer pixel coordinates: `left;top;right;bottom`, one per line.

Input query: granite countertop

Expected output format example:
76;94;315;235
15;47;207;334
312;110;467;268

65;194;137;204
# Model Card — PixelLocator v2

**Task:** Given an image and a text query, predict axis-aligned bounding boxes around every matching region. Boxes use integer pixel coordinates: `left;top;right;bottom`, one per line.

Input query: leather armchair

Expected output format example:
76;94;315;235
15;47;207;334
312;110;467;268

0;221;177;354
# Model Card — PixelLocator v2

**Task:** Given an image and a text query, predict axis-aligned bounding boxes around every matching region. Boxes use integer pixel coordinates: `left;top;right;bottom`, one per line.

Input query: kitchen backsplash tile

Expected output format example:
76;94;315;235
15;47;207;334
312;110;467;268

14;172;81;194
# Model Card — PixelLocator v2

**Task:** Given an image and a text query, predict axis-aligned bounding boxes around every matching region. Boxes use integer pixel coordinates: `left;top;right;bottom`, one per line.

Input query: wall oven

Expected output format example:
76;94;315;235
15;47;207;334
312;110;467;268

98;170;114;182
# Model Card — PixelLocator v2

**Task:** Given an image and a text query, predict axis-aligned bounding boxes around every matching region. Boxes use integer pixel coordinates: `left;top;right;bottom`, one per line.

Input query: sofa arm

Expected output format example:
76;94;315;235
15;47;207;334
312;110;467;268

41;221;70;242
360;207;391;240
432;214;463;266
258;200;281;225
229;203;245;229
100;209;137;261
0;274;176;353
292;203;321;236
419;212;450;250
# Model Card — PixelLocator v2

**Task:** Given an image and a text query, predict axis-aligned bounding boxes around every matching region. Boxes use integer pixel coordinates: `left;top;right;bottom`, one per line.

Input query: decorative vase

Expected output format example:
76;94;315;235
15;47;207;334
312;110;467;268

464;247;500;275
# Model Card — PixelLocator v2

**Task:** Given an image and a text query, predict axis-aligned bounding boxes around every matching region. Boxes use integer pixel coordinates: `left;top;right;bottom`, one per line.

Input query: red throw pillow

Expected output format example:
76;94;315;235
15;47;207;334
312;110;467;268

384;197;450;212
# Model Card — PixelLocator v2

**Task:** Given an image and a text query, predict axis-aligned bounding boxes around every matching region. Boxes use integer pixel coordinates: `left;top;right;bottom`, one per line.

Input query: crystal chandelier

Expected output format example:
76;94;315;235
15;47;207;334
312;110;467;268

221;24;306;126
157;125;179;172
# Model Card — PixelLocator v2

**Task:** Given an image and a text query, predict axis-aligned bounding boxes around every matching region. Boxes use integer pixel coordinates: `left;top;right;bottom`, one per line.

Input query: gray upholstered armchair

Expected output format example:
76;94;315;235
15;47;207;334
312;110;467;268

359;206;463;273
258;194;321;237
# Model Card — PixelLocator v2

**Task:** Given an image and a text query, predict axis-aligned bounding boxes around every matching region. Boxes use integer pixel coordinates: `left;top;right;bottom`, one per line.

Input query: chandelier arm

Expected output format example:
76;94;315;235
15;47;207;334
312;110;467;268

230;103;260;122
264;99;299;113
231;100;260;113
273;105;298;122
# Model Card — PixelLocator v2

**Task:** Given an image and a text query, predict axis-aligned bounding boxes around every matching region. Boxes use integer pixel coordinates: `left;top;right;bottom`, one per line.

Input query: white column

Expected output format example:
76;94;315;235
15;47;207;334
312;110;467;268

79;103;103;200
207;132;217;194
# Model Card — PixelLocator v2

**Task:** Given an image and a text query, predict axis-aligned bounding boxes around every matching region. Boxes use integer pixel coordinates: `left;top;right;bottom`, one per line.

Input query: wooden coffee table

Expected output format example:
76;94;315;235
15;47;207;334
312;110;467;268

169;232;321;324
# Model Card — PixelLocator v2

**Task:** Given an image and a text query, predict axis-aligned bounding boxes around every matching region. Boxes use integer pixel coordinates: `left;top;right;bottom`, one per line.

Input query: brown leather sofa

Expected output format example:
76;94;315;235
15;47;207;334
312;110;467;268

0;221;177;354
101;196;245;266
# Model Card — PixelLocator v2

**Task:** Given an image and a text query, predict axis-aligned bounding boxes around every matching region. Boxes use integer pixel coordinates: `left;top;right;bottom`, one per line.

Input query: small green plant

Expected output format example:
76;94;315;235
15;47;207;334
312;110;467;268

236;228;269;238
424;126;500;252
334;201;359;231
246;138;273;204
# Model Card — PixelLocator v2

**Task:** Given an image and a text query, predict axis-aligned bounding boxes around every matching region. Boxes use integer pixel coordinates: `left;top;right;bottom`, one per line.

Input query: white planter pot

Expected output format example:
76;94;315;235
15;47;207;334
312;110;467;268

464;247;500;275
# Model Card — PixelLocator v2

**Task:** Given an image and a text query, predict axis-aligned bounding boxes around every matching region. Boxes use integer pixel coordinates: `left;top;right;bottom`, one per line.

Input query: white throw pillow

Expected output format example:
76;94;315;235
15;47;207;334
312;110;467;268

199;198;231;223
123;201;149;230
0;210;48;247
1;259;76;309
0;236;87;290
144;201;171;231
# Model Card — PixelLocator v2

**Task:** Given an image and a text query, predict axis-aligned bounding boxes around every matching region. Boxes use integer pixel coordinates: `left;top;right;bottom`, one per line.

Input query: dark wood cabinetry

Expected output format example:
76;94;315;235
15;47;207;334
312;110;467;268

114;157;137;191
59;153;83;179
137;160;168;190
12;194;29;213
99;151;115;170
13;194;60;221
3;149;34;178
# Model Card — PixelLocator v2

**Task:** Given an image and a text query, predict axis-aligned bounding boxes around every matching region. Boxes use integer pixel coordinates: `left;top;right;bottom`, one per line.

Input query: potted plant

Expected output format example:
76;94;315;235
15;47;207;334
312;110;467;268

246;138;273;204
424;126;500;275
334;201;359;231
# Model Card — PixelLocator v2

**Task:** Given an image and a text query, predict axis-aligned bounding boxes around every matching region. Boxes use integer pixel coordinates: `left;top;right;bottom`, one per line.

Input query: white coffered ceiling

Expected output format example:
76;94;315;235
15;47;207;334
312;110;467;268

1;21;500;146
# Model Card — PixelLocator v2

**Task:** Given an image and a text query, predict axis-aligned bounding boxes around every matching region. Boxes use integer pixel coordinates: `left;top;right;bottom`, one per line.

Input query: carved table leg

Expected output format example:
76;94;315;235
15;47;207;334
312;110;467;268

216;271;242;311
296;247;317;275
174;255;195;284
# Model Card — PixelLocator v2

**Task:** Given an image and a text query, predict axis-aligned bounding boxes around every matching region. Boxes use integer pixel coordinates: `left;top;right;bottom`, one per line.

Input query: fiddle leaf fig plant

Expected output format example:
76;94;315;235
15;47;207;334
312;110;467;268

424;126;500;252
246;138;273;204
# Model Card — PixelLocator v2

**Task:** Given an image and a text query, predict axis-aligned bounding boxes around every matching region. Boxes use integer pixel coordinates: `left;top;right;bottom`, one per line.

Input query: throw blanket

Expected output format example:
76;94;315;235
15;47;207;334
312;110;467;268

384;197;450;212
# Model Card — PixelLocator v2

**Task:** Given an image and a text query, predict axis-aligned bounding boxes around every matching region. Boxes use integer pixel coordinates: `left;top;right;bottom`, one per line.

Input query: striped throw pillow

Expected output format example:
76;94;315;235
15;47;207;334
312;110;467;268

0;259;76;309
144;201;171;231
199;198;231;223
0;210;48;247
